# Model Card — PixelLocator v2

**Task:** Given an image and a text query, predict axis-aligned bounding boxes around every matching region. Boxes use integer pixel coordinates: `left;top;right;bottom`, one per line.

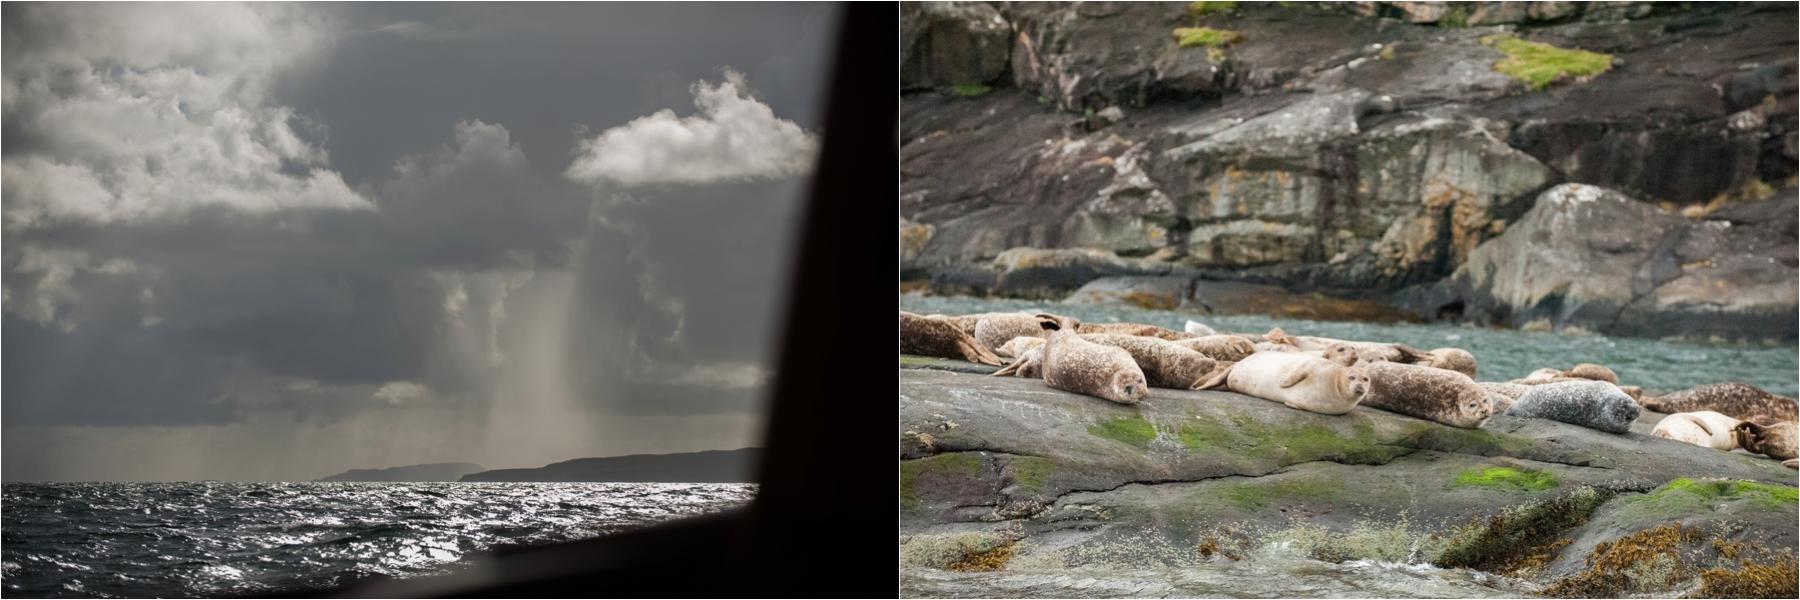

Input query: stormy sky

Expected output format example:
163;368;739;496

2;2;839;481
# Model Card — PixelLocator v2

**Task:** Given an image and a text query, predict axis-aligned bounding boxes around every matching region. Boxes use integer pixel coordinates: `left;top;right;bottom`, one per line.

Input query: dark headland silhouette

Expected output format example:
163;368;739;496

317;462;486;482
457;448;760;483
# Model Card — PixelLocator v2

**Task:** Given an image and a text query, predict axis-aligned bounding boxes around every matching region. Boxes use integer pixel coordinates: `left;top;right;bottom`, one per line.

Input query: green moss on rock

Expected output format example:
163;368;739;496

1433;486;1614;571
1004;456;1056;494
901;453;985;511
1088;416;1158;449
1482;35;1612;91
1188;1;1236;18
1625;477;1800;514
951;83;992;97
1222;477;1339;511
1451;466;1560;492
1173;27;1241;49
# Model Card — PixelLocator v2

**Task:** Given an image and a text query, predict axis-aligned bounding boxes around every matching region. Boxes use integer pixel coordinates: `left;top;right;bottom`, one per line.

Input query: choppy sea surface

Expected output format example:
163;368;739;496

1;481;755;598
903;293;1800;396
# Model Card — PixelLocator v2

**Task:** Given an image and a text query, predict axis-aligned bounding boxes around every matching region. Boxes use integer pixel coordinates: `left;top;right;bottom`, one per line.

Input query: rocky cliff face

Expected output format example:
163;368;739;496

901;1;1797;340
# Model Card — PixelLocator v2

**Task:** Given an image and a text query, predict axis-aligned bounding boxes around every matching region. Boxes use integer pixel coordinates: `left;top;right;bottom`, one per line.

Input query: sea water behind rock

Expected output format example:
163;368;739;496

903;294;1799;396
2;481;755;598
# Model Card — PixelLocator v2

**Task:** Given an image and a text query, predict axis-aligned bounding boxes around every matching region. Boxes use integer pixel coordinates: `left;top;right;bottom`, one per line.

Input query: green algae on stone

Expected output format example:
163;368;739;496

1433;486;1614;570
1625;477;1799;514
1482;35;1612;91
1188;1;1236;18
1003;456;1056;494
1088;416;1158;449
1173;27;1241;49
1221;477;1338;511
901;452;985;511
1451;466;1560;492
951;83;992;98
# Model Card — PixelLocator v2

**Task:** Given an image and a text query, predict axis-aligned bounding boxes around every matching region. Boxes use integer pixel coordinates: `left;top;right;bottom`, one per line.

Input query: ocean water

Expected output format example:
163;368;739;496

1;481;756;598
902;294;1800;396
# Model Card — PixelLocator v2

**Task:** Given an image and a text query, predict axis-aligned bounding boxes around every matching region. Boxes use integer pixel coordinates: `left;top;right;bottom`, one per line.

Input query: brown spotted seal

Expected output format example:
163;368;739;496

1650;411;1742;451
1169;335;1256;362
1197;351;1369;415
995;336;1046;359
1036;315;1149;404
1359;362;1493;428
1639;382;1798;425
1418;348;1478;378
973;313;1051;355
1322;343;1477;379
1510;364;1620;386
1080;333;1228;389
1733;420;1798;468
900;311;1003;366
991;345;1044;379
1076;321;1193;341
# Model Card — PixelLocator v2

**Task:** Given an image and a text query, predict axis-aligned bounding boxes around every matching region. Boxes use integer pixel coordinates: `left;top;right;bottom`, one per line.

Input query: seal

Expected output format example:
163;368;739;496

1359;362;1493;428
1197;351;1369;415
1733;420;1798;468
1419;348;1478;378
973;313;1051;355
1036;314;1149;404
1076;321;1192;341
1479;381;1532;399
1506;380;1641;434
1184;320;1217;336
991;345;1044;379
1638;382;1798;425
930;313;1004;336
1170;335;1256;362
1478;381;1532;414
995;336;1046;359
1081;333;1228;389
1510;364;1619;386
1322;342;1430;367
1650;411;1742;451
900;311;1004;366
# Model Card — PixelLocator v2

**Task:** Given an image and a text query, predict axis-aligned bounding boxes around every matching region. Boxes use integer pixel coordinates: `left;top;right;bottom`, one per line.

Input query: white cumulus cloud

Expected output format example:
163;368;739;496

1;3;371;230
371;381;429;406
564;69;817;187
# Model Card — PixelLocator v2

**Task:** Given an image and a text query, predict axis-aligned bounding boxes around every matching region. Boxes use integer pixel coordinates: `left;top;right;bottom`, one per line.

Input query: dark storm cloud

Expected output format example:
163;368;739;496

2;3;836;480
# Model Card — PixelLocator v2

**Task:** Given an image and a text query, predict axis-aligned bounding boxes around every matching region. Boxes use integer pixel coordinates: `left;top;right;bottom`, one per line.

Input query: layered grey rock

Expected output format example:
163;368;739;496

1409;183;1799;341
901;2;1797;341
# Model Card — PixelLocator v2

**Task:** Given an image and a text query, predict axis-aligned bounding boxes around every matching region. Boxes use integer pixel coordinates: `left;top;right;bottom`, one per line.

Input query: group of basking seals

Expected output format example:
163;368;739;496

1641;382;1800;467
899;309;1799;467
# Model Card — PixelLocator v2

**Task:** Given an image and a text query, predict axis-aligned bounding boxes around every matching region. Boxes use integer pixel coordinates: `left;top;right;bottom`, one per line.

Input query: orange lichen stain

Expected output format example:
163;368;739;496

946;540;1015;572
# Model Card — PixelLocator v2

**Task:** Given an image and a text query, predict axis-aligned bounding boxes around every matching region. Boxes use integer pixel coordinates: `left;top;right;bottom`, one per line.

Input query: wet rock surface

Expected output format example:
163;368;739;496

901;363;1797;591
901;2;1797;342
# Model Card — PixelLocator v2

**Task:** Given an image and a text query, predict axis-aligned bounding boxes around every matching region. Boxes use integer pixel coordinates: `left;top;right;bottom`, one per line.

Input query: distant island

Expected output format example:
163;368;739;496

318;462;486;482
459;448;760;482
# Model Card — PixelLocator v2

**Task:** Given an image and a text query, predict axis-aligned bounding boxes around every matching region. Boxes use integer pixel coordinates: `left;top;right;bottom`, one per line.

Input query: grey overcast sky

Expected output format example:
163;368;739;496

2;2;840;481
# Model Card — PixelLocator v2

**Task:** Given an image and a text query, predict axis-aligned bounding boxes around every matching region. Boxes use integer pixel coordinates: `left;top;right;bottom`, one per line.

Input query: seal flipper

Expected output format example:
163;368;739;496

1278;368;1310;388
1394;344;1432;364
991;361;1023;377
1691;415;1715;438
1194;362;1234;390
959;340;1005;366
